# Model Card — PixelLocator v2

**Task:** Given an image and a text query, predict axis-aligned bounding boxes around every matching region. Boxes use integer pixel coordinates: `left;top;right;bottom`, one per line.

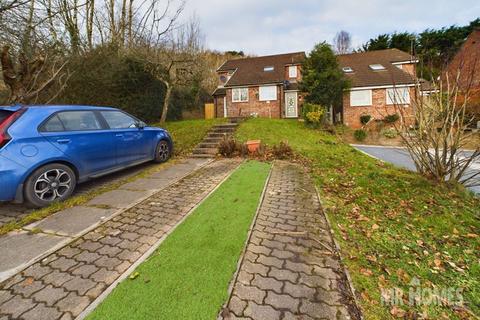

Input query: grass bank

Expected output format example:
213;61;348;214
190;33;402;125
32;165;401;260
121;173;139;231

0;119;222;235
236;118;479;320
87;160;271;320
162;118;226;156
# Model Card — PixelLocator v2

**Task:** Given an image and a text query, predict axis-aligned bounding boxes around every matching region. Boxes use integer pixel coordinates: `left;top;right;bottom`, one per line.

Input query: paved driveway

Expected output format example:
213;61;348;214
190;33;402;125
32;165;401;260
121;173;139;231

353;145;480;195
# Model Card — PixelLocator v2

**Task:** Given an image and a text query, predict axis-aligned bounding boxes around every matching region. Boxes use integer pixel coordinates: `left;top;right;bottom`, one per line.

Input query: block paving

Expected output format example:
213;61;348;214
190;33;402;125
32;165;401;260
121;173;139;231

0;159;241;320
222;161;361;320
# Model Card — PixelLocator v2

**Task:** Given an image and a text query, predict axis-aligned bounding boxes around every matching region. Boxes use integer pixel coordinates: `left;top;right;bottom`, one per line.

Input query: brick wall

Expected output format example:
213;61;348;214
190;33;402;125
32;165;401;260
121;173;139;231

226;86;282;118
398;63;416;76
343;88;415;128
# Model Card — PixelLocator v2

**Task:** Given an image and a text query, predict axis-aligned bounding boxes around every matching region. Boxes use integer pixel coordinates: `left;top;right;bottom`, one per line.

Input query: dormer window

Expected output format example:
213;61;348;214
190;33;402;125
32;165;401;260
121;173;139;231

264;66;274;72
369;64;386;71
288;65;297;78
342;67;353;73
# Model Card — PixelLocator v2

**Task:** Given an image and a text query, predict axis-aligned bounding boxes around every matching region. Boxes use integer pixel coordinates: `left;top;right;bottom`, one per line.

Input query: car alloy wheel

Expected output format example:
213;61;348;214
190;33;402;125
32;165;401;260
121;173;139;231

34;168;72;201
157;141;170;162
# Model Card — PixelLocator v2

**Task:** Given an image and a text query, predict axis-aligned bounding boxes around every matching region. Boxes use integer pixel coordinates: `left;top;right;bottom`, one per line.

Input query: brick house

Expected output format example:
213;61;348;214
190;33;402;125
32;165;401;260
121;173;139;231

212;52;306;119
337;49;420;128
445;29;480;116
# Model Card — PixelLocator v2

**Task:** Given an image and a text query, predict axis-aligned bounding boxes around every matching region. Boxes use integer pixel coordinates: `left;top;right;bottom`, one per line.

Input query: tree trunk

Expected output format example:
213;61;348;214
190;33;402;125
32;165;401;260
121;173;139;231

86;0;95;49
127;0;134;46
160;82;171;124
1;46;25;103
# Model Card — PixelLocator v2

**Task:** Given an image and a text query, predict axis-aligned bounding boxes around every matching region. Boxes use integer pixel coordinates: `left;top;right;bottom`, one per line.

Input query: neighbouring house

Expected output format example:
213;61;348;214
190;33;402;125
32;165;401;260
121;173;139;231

212;52;306;119
445;29;480;121
337;48;422;128
212;48;431;128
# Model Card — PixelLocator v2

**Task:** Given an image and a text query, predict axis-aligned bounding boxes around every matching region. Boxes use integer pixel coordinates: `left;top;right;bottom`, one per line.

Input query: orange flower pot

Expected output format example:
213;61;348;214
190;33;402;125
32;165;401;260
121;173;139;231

246;140;261;153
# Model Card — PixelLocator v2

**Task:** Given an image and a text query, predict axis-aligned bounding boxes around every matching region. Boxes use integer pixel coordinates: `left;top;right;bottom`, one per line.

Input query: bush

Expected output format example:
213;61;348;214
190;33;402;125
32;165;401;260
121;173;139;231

302;103;326;128
384;113;400;123
381;128;398;138
218;136;237;157
271;141;294;159
354;129;367;141
56;47;167;122
360;114;372;125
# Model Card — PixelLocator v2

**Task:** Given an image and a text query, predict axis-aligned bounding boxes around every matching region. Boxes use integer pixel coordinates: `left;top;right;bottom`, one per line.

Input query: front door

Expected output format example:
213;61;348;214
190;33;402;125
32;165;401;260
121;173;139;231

285;92;298;118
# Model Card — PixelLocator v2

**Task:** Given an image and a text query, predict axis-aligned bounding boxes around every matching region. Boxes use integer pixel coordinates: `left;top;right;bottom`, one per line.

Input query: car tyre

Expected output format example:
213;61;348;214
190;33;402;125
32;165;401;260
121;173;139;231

24;163;77;208
154;140;171;163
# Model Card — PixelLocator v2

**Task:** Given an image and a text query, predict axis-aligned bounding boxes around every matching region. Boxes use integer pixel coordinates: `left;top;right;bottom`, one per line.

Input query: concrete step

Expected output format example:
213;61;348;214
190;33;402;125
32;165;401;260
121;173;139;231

192;147;218;155
198;142;219;148
204;137;223;143
214;123;238;128
190;154;214;158
211;128;235;133
228;117;245;123
208;132;229;138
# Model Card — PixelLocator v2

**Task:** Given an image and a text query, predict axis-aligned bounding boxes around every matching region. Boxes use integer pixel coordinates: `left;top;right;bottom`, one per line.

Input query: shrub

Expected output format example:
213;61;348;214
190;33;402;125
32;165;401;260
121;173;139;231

302;103;326;128
384;113;400;123
218;136;237;157
235;142;249;157
382;128;398;139
360;114;372;125
272;141;293;159
354;129;367;141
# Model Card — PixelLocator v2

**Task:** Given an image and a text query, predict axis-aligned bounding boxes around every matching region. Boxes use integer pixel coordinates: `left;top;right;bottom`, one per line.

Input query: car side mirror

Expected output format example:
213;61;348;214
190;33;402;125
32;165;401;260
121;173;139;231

136;121;146;129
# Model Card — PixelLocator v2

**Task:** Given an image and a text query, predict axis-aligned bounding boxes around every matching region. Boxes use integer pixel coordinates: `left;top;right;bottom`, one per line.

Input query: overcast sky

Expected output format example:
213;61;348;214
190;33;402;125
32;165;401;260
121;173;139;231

181;0;479;55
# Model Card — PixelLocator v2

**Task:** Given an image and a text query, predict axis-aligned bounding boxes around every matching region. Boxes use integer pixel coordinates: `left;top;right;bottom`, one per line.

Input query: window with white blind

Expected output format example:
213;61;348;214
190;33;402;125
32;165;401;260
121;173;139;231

232;87;248;102
288;65;297;78
259;85;277;101
386;87;410;105
350;90;372;106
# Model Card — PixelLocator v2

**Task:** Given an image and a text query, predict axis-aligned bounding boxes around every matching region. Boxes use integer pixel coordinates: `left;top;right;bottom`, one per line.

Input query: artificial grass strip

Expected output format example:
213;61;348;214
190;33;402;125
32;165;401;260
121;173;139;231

88;160;271;320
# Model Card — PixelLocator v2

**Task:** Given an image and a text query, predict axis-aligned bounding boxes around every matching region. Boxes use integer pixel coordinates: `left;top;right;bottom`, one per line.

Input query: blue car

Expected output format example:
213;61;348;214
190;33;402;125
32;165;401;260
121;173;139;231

0;105;173;207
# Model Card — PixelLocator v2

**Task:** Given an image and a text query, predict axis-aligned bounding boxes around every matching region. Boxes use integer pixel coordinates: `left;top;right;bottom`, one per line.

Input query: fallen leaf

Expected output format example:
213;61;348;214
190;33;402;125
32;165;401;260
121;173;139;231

24;277;34;286
390;306;406;318
372;224;380;230
129;272;140;280
466;233;478;238
360;268;373;276
434;259;442;267
366;255;377;263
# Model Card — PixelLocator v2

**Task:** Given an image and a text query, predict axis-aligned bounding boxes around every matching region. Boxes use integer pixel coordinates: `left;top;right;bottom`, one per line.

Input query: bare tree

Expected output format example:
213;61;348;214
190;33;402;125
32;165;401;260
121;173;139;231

333;30;352;54
392;72;480;187
137;16;203;123
1;45;69;103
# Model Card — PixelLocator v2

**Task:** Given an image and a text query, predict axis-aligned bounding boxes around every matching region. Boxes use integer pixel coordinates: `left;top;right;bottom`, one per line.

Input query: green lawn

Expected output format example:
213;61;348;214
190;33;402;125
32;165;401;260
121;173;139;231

88;160;271;320
236;119;480;320
161;118;226;156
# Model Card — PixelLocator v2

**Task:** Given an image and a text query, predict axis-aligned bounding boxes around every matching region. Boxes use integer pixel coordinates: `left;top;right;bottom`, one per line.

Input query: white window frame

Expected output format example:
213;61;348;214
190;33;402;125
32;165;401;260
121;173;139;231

386;87;410;105
232;87;248;102
288;65;297;78
259;85;277;101
350;90;372;106
369;64;386;70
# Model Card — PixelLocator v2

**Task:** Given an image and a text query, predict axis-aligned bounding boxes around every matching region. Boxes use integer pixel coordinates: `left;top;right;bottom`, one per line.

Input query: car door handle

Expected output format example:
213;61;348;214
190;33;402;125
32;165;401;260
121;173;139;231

56;139;71;144
115;134;124;137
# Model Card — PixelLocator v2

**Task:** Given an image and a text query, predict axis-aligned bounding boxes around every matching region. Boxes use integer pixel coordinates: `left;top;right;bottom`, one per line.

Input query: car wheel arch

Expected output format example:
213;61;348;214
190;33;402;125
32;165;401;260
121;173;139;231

23;160;80;184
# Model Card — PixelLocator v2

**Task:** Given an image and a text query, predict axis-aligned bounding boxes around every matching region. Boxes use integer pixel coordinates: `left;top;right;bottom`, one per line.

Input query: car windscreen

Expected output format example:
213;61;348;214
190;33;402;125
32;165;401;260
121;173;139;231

0;110;13;124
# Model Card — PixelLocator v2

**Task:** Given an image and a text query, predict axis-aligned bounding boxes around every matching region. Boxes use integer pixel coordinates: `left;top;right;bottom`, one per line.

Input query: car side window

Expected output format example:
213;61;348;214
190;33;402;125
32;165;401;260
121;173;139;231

101;111;137;129
41;114;65;132
56;111;102;131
